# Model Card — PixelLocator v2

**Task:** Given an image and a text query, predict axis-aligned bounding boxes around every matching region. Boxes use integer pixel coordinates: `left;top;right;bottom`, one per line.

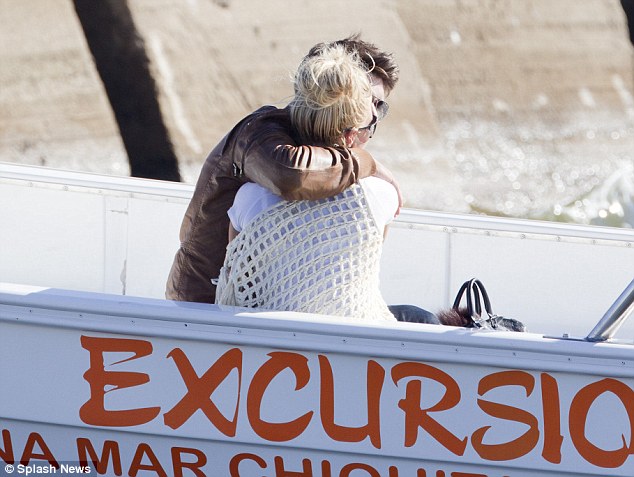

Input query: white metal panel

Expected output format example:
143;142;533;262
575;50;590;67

450;230;634;338
381;219;634;339
2;163;633;340
125;198;186;298
380;224;449;308
0;162;194;198
103;196;129;295
0;163;189;298
0;183;106;291
397;208;634;242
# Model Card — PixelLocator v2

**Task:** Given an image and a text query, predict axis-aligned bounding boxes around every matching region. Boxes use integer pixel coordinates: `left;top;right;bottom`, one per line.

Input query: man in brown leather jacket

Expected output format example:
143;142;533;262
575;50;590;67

166;35;401;304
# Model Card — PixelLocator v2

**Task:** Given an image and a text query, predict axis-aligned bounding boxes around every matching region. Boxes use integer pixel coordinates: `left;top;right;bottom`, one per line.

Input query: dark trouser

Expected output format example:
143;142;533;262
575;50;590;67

388;304;440;324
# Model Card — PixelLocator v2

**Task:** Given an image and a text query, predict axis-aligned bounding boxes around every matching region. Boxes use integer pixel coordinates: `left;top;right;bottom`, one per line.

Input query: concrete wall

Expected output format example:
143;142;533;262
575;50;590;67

0;0;127;174
1;0;633;216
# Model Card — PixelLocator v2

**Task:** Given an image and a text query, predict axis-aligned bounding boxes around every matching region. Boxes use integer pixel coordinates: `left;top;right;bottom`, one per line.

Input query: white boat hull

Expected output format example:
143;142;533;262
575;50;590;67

1;163;634;476
1;162;632;338
2;283;634;476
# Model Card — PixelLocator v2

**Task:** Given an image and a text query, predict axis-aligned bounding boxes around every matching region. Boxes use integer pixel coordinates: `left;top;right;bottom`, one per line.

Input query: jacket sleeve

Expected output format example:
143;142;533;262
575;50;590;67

235;107;377;200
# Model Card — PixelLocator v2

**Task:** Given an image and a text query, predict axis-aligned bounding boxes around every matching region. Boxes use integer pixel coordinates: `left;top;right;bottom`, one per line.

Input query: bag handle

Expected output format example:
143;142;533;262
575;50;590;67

452;278;525;332
452;280;471;310
453;278;491;315
471;279;493;316
453;278;495;328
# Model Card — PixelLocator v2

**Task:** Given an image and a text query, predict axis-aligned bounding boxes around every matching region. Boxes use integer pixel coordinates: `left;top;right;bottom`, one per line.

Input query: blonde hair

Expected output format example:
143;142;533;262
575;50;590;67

289;44;372;146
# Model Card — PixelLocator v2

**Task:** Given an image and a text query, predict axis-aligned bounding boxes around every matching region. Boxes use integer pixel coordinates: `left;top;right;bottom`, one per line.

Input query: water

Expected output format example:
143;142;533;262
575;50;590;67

394;113;634;229
8;108;633;231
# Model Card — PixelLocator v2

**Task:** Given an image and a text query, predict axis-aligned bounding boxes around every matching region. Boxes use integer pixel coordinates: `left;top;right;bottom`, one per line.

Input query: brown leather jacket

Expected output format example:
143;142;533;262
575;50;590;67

165;105;377;303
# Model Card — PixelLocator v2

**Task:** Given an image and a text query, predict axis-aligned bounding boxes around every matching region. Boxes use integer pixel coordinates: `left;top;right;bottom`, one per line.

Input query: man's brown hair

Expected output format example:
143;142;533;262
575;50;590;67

307;33;400;94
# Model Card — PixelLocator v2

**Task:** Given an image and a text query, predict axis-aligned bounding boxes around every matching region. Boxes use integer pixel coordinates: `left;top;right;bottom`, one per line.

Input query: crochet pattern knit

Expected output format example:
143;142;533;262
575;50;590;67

216;184;395;322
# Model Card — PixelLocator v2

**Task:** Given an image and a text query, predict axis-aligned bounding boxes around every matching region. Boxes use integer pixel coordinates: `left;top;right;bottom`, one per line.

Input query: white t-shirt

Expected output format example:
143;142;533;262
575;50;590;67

229;176;398;233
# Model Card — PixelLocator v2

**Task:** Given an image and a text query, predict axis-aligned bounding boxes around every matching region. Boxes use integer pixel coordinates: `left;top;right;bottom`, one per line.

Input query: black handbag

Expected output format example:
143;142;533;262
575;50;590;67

439;278;527;332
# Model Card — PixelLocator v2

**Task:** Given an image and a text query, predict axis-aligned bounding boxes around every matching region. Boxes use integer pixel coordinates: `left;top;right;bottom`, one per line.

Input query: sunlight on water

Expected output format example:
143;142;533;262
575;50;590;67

440;116;634;228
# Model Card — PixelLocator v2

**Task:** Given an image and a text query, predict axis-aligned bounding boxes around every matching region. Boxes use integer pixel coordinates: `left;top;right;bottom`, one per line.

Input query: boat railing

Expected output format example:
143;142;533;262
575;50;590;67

586;278;634;342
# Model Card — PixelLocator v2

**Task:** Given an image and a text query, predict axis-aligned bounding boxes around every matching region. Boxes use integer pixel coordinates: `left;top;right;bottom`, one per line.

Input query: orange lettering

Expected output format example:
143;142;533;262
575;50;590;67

274;456;312;476
76;438;122;475
389;466;430;477
319;355;384;449
0;429;14;464
569;378;634;468
540;373;563;463
129;442;166;477
340;463;380;477
472;370;538;461
247;352;313;441
172;447;207;477
391;362;467;455
322;460;332;477
20;432;58;467
164;347;242;435
229;453;267;476
79;336;160;426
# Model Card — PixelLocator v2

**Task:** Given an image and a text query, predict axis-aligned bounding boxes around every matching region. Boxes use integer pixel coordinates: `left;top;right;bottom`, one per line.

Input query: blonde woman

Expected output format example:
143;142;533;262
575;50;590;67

216;44;438;324
166;35;400;305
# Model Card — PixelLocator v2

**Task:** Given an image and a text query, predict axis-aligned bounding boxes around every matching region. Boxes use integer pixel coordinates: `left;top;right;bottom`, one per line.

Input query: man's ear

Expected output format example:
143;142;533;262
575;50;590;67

343;129;356;148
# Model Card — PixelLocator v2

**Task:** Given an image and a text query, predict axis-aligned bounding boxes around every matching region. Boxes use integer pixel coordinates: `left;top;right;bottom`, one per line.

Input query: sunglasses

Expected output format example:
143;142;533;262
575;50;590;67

374;99;389;121
357;114;378;140
345;99;389;142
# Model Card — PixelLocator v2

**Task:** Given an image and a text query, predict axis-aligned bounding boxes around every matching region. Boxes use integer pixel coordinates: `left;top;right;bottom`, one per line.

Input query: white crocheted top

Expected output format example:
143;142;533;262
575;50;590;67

215;184;395;323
